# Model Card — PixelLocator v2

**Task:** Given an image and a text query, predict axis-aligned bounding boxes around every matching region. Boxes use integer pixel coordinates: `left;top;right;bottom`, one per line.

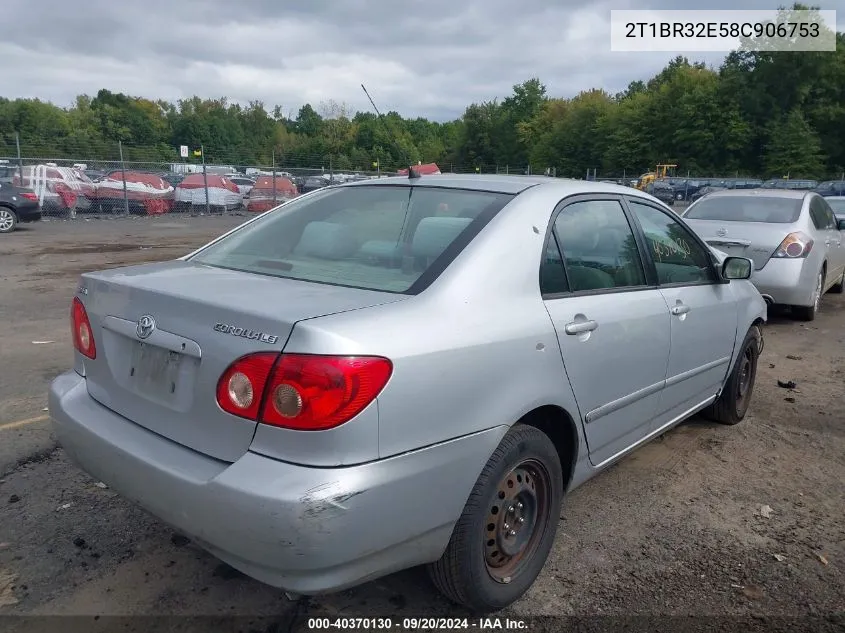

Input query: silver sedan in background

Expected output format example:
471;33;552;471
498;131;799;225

683;190;845;321
50;175;766;612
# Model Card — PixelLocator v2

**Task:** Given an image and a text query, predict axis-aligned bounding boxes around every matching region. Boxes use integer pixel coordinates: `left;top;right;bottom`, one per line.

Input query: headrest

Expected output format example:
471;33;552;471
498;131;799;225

411;217;473;259
293;221;358;259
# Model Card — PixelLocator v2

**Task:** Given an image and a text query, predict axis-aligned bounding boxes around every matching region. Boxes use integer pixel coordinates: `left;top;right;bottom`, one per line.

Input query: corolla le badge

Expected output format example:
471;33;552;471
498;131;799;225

136;315;156;339
214;322;279;345
716;227;728;237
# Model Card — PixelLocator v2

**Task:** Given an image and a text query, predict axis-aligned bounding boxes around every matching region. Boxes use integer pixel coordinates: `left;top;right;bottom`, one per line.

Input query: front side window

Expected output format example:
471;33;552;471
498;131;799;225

553;200;646;292
190;185;514;294
628;200;715;285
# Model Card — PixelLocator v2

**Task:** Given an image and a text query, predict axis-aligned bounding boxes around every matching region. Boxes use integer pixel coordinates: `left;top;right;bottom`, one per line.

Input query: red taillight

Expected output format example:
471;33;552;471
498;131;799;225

216;352;277;420
772;232;813;259
216;353;393;431
71;297;96;359
20;192;38;201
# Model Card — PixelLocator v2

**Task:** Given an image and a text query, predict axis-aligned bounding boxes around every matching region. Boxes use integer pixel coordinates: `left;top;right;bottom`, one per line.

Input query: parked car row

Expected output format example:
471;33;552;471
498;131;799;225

2;163;304;218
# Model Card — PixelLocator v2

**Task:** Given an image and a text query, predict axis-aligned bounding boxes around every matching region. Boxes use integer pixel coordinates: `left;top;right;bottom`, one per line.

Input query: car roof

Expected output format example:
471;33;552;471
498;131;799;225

340;173;646;197
699;188;810;200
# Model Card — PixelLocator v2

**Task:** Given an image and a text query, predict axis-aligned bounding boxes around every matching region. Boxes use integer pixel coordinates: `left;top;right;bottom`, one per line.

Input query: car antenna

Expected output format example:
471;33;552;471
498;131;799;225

360;84;420;180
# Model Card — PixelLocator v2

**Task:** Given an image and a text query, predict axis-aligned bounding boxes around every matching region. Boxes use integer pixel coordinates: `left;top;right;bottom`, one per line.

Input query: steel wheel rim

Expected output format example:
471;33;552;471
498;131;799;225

0;209;13;231
484;459;551;583
813;273;823;312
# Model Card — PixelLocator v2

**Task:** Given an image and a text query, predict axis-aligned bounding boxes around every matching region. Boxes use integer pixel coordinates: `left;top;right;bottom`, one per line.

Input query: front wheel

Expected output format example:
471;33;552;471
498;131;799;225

427;425;563;612
702;325;761;425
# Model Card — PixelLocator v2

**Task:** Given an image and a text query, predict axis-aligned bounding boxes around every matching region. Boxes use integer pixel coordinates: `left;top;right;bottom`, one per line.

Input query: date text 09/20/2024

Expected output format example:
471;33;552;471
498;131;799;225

307;617;528;630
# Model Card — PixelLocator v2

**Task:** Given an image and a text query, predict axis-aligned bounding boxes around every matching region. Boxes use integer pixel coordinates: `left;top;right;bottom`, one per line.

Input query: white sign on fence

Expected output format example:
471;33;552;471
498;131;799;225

179;145;189;158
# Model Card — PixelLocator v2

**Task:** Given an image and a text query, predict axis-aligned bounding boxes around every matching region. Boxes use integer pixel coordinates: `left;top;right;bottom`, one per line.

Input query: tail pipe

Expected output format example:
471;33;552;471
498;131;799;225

760;294;774;306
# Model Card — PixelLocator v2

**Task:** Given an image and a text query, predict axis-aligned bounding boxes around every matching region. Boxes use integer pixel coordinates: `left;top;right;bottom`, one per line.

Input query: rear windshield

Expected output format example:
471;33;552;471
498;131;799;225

189;184;514;293
826;198;845;214
684;196;802;223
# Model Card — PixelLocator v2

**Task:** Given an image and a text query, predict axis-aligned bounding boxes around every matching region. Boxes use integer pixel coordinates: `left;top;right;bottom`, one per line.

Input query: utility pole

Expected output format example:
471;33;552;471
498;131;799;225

201;145;210;215
118;140;129;215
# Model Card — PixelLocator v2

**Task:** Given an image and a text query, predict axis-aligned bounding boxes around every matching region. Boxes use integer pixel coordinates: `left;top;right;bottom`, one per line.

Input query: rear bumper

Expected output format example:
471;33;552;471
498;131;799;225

752;258;818;307
14;203;41;223
49;371;504;594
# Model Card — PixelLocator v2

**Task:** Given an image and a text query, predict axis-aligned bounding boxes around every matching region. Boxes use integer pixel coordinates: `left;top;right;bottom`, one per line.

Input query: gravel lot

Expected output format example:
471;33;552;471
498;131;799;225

0;215;843;632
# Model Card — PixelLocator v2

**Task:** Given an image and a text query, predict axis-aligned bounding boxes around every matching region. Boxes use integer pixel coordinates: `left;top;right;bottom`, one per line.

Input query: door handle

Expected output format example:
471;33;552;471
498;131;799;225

564;319;598;335
670;304;691;316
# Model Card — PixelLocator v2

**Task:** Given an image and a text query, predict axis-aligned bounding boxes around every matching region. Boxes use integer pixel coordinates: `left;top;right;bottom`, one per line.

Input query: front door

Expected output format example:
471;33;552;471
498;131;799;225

626;199;739;427
541;197;671;467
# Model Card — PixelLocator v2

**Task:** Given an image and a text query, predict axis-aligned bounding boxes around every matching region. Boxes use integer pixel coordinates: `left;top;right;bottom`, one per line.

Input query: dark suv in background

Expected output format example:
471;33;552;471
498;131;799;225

0;181;42;233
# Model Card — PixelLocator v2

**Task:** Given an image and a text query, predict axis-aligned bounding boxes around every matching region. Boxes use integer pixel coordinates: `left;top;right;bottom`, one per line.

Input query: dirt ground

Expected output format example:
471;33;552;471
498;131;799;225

0;215;843;632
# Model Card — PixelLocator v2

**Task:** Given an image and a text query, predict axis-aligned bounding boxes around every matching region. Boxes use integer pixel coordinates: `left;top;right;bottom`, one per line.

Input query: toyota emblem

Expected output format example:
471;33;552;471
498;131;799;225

136;315;156;339
716;227;727;237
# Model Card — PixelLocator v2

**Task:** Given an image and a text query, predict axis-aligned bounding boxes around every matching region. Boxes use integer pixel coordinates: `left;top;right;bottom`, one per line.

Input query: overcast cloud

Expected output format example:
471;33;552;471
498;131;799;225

0;0;841;121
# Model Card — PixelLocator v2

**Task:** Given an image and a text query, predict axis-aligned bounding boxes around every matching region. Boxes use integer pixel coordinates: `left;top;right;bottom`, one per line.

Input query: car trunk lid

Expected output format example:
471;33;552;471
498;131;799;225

683;219;793;270
77;260;406;462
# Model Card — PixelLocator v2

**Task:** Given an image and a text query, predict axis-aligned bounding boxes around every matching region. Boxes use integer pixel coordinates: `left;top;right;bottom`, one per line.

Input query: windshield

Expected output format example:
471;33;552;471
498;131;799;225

684;196;803;223
190;184;514;293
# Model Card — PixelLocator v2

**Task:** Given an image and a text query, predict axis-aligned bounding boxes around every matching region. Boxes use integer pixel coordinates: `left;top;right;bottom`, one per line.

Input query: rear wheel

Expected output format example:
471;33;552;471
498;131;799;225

427;425;563;612
793;269;824;321
0;207;18;233
703;325;761;425
830;268;844;294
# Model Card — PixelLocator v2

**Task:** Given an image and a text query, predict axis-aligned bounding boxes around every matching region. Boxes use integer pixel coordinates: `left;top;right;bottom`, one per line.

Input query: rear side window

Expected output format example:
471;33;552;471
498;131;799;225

190;185;514;293
809;196;836;229
684;196;802;223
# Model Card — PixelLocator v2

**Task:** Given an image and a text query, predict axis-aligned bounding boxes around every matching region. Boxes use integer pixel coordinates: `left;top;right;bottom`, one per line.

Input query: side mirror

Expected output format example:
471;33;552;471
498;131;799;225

837;219;845;231
722;256;753;280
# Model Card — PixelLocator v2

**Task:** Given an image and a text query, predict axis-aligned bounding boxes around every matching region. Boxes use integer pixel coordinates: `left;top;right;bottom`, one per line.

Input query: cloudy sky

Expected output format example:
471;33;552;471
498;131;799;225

0;0;842;121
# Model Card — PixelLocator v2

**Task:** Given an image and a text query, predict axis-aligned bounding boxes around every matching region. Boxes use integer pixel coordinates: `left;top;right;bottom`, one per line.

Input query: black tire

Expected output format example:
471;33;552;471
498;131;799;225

427;424;563;613
830;269;844;294
0;206;18;234
792;268;824;321
702;325;761;425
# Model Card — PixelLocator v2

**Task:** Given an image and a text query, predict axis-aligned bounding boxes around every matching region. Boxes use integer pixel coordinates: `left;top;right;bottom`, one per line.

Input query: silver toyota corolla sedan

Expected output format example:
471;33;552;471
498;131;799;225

49;174;766;612
683;189;845;321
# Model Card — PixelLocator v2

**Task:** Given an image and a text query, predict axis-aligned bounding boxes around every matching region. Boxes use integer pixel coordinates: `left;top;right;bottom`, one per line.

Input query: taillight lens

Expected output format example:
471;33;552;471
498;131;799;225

216;352;278;421
20;192;38;201
216;353;393;431
772;232;814;258
71;297;96;359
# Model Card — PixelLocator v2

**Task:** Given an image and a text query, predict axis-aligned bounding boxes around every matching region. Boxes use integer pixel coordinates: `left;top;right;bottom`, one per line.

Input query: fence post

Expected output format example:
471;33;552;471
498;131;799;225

272;149;277;204
201;145;210;215
14;132;23;183
118;140;129;215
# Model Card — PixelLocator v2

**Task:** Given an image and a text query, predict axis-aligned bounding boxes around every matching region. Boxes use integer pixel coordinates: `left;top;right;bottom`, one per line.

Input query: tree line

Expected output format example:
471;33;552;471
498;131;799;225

1;7;842;179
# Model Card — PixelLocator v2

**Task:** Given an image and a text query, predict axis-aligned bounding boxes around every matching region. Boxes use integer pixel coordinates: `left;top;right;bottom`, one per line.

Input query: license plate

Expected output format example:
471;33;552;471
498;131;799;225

129;342;182;397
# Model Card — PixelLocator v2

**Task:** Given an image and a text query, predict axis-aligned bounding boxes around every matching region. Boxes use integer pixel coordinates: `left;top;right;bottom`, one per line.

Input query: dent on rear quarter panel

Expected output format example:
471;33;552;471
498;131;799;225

281;184;588;461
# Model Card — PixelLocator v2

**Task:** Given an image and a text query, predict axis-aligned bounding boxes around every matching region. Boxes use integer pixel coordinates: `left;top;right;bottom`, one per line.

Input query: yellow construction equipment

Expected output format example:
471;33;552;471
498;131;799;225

636;164;677;190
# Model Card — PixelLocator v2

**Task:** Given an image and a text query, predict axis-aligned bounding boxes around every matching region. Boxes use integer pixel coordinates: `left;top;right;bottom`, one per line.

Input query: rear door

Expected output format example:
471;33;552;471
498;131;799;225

541;196;671;467
810;195;844;285
626;199;738;427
